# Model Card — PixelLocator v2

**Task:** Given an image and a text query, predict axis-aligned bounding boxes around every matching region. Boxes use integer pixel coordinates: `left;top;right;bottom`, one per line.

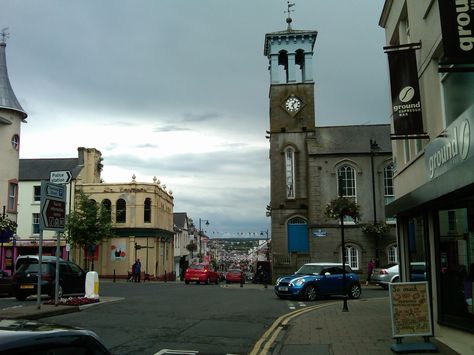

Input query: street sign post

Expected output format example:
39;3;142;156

49;170;72;184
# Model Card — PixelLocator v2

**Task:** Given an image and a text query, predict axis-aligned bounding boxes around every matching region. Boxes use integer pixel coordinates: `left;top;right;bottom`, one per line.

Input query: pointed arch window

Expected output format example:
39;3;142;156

144;198;151;223
285;147;295;199
116;199;126;223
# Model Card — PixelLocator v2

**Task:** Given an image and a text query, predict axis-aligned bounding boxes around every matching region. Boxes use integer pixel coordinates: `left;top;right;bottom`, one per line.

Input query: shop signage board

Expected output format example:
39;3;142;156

389;282;433;338
425;105;474;180
40;181;66;232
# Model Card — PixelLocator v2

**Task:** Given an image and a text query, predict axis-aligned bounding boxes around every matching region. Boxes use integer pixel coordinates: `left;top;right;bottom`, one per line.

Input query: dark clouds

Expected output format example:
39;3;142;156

2;0;389;236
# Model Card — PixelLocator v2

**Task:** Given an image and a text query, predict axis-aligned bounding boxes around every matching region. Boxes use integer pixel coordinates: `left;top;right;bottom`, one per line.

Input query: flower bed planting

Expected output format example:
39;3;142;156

44;297;100;306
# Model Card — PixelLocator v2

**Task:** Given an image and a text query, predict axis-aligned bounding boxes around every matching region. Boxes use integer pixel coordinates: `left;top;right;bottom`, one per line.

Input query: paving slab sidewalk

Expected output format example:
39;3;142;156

272;297;459;355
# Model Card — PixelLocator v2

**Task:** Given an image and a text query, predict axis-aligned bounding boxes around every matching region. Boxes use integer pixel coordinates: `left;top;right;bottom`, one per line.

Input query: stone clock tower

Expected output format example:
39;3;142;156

264;15;317;265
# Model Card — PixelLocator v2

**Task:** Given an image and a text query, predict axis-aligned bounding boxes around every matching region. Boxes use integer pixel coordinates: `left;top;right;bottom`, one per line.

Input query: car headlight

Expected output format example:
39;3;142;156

293;278;305;286
275;277;283;285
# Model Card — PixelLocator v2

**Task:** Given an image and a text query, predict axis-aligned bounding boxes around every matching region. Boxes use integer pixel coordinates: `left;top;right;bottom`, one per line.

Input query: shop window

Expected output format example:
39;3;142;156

441;70;474;127
33;185;41;202
144;198;151;223
438;208;474;332
32;213;40;235
407;216;428;281
116;199;126;223
343;245;359;270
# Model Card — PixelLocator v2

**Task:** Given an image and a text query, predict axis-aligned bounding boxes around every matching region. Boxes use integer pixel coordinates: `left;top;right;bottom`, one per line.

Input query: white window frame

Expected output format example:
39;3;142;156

388;244;398;264
384;162;396;224
343;245;359;270
337;165;357;223
32;213;40;235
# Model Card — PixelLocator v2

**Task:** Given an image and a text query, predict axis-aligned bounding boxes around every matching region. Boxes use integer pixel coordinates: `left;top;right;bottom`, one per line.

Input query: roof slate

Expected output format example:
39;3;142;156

19;158;82;181
313;124;391;155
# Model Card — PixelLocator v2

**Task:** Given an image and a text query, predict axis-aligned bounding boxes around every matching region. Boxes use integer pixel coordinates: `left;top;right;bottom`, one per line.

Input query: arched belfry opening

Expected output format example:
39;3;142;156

264;29;317;84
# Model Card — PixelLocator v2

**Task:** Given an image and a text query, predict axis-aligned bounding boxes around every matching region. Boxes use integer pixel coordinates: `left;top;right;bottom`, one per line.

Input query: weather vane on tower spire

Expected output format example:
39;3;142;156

285;1;295;30
1;27;10;44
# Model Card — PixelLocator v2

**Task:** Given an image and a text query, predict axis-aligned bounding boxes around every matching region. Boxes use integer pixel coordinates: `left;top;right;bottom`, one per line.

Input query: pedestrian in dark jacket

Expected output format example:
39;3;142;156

133;259;142;283
366;258;375;286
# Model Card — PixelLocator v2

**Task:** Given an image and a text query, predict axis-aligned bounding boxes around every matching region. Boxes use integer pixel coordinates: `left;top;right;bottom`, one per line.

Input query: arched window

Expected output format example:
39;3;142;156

387;244;398;264
384;162;396;223
116;199;126;223
285;147;295;199
337;165;356;222
144;198;151;223
102;199;112;222
11;134;20;151
343;244;360;270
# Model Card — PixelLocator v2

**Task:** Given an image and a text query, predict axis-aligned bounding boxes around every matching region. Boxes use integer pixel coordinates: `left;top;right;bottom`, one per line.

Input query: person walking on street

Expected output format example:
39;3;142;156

132;259;142;283
366;258;375;286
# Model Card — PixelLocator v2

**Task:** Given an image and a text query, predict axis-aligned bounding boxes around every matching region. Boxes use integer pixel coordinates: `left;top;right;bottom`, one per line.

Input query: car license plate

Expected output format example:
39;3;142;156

278;286;288;291
20;284;34;289
191;277;199;281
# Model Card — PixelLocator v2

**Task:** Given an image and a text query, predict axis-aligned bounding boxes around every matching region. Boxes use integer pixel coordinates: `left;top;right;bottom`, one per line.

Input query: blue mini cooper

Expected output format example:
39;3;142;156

274;263;362;301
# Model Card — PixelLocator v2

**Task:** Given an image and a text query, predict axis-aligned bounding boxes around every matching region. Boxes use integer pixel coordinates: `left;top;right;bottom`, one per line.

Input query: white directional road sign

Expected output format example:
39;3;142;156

50;170;72;184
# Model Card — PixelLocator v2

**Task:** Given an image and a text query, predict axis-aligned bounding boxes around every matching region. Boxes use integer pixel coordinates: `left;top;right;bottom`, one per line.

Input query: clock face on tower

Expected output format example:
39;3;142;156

284;96;302;114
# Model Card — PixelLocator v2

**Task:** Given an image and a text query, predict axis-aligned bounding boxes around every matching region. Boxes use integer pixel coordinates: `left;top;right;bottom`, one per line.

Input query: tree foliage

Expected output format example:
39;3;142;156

66;192;113;250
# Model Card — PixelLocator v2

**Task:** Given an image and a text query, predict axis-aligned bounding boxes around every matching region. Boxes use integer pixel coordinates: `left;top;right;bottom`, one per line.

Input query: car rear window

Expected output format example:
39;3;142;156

17;263;52;273
189;264;205;270
229;269;241;274
381;263;398;269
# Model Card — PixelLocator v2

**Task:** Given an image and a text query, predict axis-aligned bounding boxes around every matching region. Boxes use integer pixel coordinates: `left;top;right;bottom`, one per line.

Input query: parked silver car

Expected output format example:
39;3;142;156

371;262;427;289
371;263;399;289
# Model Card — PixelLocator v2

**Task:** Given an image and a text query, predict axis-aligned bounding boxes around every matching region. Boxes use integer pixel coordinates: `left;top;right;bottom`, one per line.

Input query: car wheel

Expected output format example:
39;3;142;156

185;280;189;285
304;285;318;301
205;277;210;285
215;278;219;285
348;284;361;299
49;283;64;299
392;277;400;283
381;284;388;290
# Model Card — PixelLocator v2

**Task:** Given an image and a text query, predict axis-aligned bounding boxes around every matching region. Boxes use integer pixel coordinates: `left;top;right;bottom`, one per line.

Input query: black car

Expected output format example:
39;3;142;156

0;319;111;354
12;259;86;301
0;271;12;296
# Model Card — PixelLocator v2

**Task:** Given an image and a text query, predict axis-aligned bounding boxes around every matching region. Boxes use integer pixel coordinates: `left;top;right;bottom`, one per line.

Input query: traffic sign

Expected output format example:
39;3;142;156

40;181;66;232
41;199;66;231
50;170;72;184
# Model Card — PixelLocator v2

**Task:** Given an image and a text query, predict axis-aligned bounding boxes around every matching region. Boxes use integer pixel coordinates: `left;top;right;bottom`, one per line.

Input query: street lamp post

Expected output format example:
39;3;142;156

199;218;209;261
338;172;349;312
370;139;381;264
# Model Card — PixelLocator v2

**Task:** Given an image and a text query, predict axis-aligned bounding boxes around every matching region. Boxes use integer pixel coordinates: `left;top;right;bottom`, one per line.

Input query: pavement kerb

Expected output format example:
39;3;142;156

248;301;337;355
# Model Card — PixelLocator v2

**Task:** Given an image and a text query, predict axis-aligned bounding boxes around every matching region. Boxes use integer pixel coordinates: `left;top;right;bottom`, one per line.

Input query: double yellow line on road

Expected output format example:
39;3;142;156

249;301;337;355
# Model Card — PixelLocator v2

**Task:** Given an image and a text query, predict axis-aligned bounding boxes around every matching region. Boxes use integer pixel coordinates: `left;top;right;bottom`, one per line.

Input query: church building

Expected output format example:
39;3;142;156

265;13;396;279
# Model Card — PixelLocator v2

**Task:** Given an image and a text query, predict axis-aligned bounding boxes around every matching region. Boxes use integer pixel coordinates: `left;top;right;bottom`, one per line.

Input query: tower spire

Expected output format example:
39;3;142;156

285;1;295;30
0;28;27;119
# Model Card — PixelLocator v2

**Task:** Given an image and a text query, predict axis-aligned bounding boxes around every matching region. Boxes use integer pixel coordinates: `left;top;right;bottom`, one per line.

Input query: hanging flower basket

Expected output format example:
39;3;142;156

0;216;17;235
324;197;361;221
361;222;390;238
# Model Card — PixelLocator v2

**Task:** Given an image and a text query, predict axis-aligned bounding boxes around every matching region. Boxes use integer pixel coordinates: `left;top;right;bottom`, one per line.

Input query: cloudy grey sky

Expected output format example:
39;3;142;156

2;0;389;238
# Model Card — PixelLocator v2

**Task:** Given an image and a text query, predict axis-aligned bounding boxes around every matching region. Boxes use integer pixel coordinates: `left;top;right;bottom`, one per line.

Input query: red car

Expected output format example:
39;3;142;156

184;264;219;285
225;269;244;284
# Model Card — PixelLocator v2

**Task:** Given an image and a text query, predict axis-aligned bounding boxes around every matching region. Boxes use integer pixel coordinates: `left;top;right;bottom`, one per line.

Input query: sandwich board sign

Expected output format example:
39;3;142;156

389;281;436;352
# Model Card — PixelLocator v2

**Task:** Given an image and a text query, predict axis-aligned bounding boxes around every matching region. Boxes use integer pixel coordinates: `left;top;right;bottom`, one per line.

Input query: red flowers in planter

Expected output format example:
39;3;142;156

44;297;100;306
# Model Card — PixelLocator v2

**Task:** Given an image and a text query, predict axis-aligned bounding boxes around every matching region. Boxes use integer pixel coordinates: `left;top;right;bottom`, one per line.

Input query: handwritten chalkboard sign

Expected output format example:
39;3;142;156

389;282;433;338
